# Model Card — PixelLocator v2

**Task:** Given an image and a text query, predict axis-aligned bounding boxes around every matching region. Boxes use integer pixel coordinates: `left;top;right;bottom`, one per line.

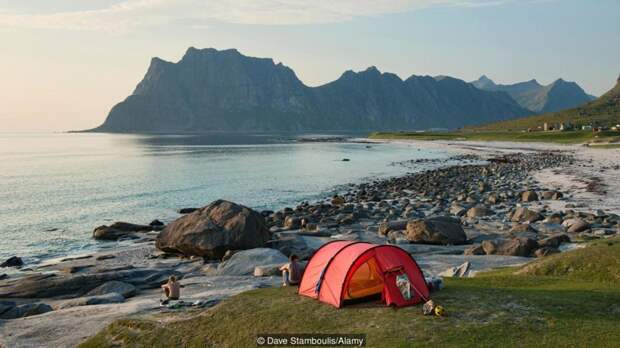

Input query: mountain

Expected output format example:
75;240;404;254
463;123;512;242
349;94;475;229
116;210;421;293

91;47;532;133
470;75;620;131
471;75;595;113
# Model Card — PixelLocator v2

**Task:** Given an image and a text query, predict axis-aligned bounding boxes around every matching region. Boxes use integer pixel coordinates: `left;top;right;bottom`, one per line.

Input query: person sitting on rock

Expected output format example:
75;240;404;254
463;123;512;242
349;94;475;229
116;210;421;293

280;254;302;286
160;275;180;305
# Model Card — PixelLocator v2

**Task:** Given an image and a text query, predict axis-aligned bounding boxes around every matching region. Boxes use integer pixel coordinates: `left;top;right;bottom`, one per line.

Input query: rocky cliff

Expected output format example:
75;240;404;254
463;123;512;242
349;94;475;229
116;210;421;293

92;48;532;133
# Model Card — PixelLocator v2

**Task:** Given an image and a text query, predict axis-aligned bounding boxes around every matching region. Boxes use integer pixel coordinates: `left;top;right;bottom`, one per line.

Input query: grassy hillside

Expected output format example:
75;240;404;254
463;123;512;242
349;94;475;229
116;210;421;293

81;238;620;348
471;78;620;131
369;130;620;144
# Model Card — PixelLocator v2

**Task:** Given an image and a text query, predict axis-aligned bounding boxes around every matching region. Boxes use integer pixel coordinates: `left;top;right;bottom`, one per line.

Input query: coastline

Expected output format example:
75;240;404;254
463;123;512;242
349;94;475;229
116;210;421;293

1;139;619;347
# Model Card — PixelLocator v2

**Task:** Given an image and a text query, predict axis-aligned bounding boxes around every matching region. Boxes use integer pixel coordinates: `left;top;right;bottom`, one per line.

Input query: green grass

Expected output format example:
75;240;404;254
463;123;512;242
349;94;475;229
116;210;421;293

80;238;620;348
369;130;620;144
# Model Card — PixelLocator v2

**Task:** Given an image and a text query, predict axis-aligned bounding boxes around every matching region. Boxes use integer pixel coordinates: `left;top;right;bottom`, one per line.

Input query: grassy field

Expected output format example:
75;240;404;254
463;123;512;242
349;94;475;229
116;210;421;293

369;130;620;144
81;238;620;348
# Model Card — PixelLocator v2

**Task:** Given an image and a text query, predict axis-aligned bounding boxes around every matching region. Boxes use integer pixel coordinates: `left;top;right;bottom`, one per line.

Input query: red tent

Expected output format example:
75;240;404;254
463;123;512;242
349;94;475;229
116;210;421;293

299;241;429;308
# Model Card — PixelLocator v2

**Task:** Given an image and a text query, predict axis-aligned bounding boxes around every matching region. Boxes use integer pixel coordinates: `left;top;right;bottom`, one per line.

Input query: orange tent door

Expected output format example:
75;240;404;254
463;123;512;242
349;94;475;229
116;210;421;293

344;257;384;300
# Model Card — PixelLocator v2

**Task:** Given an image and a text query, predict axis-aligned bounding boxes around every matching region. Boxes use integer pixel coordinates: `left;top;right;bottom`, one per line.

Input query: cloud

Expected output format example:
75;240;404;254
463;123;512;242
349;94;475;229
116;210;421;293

0;0;545;33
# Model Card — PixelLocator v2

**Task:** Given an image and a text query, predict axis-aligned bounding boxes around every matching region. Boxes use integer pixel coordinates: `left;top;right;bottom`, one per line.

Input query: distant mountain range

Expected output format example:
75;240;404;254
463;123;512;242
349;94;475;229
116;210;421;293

90;47;533;133
471;75;595;114
471;75;620;131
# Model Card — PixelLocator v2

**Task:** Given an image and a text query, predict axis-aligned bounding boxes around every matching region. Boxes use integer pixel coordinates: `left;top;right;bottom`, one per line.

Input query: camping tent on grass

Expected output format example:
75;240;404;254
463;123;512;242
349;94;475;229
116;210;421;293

299;241;429;308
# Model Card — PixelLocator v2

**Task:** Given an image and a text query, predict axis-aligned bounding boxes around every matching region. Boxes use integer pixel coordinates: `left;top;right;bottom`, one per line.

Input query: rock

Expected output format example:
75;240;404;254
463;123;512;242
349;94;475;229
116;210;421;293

216;248;288;276
0;268;181;298
0;303;53;320
466;206;492;218
93;222;152;240
450;205;467;217
510;207;543;223
95;254;116;261
481;237;538;257
55;293;125;310
253;264;282;277
149;219;165;227
487;194;499;204
438;261;472;278
534;247;560;258
543;213;564;224
221;249;238;261
539;234;571;248
63;265;93;274
0;300;15;316
85;280;137;298
406;217;467;245
1;256;23;268
178;208;198;214
378;220;408;236
541;191;563;200
563;218;590;233
0;274;7;280
464;245;485;255
331;196;345;205
509;224;537;234
535;223;566;235
284;216;301;229
521;190;539;202
156;200;271;259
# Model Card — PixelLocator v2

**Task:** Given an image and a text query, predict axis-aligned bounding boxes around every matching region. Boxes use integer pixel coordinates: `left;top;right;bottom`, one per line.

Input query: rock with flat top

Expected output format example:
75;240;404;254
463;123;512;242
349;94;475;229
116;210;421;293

481;237;538;257
85;281;136;298
93;222;153;240
217;248;288;276
0;303;52;320
406;216;467;245
55;293;125;310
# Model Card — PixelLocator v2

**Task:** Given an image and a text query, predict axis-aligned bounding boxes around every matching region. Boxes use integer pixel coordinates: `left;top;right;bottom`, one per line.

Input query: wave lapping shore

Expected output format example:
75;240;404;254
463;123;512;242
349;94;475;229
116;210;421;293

1;143;619;347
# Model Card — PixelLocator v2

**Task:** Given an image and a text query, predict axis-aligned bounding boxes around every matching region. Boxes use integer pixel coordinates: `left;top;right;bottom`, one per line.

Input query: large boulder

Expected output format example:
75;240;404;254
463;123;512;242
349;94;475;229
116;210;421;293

156;200;271;259
0;302;52;320
93;222;153;240
510;207;543;223
85;281;136;298
406;217;467;245
216;248;288;276
481;237;539;257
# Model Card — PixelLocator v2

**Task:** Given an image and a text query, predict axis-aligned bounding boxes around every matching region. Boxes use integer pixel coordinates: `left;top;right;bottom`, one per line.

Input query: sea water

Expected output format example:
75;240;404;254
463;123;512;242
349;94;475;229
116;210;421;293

0;132;453;265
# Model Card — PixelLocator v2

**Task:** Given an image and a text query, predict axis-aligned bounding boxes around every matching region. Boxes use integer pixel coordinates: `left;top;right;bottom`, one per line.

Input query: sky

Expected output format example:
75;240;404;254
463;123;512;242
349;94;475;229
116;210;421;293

1;0;619;132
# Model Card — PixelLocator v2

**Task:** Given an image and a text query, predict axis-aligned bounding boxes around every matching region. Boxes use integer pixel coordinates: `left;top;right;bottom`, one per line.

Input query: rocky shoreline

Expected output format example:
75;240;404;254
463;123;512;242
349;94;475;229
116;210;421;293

1;143;619;347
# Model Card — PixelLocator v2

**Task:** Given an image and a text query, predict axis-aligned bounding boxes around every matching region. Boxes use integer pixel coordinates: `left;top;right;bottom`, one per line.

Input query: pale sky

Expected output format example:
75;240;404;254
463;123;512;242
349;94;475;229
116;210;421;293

1;0;618;132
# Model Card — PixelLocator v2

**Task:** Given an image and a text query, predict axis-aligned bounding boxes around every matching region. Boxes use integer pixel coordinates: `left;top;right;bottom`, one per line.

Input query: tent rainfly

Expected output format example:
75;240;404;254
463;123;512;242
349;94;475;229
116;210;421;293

298;241;429;308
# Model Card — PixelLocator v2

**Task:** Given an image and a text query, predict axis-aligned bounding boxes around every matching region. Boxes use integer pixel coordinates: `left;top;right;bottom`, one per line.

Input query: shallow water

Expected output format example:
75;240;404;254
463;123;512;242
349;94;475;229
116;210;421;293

0;132;453;264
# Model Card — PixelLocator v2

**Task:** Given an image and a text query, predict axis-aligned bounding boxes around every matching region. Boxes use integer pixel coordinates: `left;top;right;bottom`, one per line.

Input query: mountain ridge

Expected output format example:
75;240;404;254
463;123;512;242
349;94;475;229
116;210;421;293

471;75;594;113
90;47;532;133
469;75;620;131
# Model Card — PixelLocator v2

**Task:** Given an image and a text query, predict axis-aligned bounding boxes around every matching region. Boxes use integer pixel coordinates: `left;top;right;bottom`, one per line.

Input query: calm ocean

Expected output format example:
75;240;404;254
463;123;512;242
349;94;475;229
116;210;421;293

0;132;453;266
